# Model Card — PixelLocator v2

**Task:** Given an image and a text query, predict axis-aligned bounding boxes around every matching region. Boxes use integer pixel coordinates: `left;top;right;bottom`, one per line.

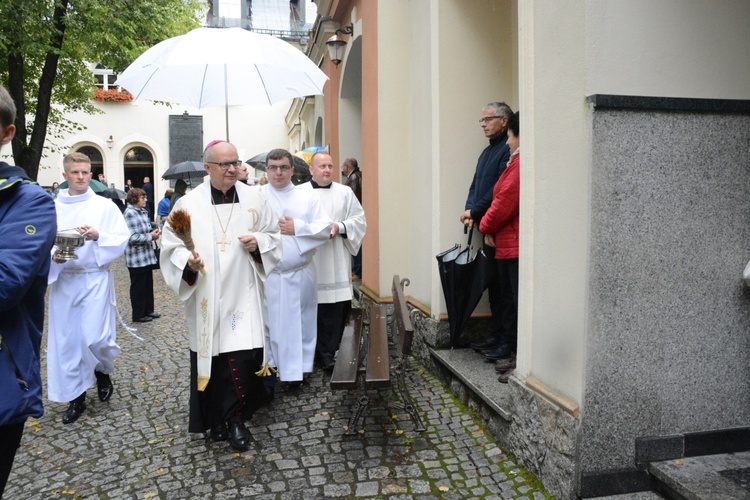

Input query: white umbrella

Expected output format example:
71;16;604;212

114;27;328;140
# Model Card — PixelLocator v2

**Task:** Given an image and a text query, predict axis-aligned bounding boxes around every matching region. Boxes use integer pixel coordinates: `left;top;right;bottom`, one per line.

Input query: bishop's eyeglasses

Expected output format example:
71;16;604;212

206;160;243;169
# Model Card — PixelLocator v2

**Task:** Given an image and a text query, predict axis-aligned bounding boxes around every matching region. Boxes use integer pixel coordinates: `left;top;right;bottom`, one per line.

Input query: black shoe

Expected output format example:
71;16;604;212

62;394;86;424
134;316;153;323
264;385;275;401
209;423;228;442
95;371;114;402
148;312;161;318
286;381;302;389
320;355;335;372
483;343;514;362
470;337;502;352
262;373;276;401
227;421;250;451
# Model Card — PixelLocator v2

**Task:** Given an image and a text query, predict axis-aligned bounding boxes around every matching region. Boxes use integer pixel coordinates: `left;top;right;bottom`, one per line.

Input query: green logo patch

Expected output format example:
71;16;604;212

25;225;36;235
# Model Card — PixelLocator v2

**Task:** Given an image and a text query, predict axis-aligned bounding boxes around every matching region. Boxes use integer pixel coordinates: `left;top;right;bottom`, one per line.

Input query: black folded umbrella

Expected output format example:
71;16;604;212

436;228;493;347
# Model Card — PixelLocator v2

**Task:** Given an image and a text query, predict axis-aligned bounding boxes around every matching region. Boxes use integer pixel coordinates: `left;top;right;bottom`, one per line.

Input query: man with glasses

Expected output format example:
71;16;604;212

258;149;332;390
460;102;517;362
160;140;281;452
48;152;131;424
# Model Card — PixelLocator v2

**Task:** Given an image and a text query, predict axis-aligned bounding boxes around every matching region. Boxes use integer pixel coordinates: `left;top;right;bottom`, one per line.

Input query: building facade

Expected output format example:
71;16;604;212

294;0;750;497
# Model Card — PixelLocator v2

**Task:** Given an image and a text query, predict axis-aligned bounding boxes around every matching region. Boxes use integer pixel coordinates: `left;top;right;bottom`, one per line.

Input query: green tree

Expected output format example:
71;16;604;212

0;0;202;180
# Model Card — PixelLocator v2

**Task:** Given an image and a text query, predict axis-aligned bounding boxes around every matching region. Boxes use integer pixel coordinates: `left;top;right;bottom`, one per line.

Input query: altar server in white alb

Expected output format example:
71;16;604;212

160;140;281;452
258;149;332;386
299;152;367;370
47;152;131;424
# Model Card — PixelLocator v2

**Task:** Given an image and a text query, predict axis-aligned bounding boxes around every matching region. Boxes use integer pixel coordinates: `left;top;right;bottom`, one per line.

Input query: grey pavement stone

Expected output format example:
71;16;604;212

3;258;553;499
355;480;379;496
323;483;352;497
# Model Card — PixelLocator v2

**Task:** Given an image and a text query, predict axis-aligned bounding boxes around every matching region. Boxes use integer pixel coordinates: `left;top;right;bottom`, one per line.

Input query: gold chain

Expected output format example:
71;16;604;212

212;191;237;251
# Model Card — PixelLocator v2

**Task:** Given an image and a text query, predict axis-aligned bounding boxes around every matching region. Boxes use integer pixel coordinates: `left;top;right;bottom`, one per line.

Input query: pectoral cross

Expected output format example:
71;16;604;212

217;233;231;252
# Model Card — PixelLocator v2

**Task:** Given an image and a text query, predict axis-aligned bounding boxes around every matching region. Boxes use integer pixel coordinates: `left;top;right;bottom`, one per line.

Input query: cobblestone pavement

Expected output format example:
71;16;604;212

6;258;553;499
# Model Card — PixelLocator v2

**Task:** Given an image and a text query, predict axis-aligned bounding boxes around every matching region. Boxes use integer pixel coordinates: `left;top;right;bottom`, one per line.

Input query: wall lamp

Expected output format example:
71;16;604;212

106;135;114;149
326;24;353;67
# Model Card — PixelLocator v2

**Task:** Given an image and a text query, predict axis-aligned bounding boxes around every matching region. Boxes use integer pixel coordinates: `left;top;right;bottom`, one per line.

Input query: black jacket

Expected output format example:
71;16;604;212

464;131;510;224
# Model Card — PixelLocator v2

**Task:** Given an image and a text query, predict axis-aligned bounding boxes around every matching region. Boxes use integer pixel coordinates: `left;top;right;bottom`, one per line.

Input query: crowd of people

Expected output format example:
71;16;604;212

0;80;367;495
1;85;521;499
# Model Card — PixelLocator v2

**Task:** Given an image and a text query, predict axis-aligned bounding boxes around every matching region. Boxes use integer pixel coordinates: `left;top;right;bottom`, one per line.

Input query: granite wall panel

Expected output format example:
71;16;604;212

582;109;750;475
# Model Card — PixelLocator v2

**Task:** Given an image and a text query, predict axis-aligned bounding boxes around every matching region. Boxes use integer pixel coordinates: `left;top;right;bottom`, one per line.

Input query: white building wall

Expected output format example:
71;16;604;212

34;99;289;195
517;0;588;409
586;0;750;99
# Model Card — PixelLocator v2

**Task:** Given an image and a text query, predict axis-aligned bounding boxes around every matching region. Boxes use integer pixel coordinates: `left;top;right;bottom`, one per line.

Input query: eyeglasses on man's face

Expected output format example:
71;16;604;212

478;116;503;124
266;165;292;172
206;160;242;169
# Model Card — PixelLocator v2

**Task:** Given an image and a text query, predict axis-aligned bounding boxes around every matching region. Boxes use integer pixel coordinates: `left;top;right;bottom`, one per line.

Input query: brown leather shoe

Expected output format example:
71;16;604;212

498;369;515;384
494;356;516;372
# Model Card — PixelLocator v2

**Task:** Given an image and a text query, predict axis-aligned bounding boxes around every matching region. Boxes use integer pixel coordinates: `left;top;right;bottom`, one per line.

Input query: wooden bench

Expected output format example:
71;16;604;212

330;275;425;433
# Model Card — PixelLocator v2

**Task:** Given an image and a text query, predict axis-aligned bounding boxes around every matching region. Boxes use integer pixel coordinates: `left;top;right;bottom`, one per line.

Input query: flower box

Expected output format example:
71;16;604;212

93;88;133;103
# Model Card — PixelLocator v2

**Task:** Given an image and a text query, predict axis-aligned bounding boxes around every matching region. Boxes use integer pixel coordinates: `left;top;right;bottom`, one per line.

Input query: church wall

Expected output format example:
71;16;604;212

375;0;415;299
516;1;750;494
516;0;589;409
585;0;750;100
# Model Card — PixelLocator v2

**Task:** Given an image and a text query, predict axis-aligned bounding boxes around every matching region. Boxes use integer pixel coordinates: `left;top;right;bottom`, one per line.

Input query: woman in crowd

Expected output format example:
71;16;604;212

169;179;187;213
124;188;160;323
479;111;520;384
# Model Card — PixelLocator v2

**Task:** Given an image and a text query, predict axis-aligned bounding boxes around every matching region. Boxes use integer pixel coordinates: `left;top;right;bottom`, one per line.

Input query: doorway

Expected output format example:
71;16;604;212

123;146;155;189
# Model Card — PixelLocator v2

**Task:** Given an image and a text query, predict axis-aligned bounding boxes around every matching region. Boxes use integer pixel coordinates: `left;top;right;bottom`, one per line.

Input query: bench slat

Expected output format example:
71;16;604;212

330;308;364;390
365;305;390;388
392;275;414;356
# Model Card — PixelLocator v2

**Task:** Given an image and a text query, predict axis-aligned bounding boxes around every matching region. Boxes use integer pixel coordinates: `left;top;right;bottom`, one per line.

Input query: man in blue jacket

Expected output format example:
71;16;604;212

460;102;515;360
0;84;57;497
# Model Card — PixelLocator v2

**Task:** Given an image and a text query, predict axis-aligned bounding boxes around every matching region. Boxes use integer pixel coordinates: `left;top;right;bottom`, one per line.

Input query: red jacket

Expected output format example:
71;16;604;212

479;152;519;259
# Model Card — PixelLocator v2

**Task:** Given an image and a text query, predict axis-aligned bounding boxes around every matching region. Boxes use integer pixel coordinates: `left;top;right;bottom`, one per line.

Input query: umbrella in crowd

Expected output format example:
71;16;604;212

115;27;329;140
247;151;312;185
98;187;127;213
59;179;108;193
436;228;494;347
100;187;127;200
161;161;206;180
294;146;327;166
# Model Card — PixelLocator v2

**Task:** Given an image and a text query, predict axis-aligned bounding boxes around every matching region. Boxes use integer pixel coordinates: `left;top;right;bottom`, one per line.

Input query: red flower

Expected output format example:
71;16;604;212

93;88;133;103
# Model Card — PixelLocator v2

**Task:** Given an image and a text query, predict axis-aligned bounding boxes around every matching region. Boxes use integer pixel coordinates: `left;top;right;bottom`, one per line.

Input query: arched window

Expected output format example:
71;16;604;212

125;147;153;163
76;146;104;180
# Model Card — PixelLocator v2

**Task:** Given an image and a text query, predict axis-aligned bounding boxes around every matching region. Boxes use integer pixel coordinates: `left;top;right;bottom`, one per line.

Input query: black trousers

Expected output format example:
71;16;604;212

316;301;351;360
0;421;24;498
495;258;519;347
128;266;154;321
188;349;268;434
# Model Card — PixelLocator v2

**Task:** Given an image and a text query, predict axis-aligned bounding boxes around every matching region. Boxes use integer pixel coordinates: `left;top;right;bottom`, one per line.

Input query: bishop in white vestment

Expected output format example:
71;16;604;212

160;141;281;451
48;153;130;424
258;149;332;383
299;153;367;369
